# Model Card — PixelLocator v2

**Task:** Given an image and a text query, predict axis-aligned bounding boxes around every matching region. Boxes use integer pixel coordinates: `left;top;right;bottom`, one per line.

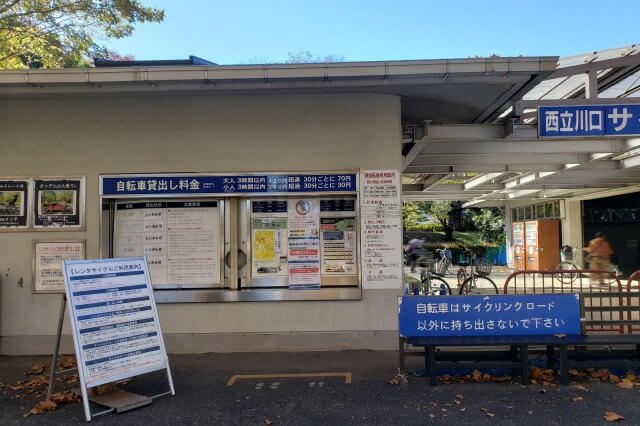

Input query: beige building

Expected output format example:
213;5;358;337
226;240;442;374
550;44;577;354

2;50;639;355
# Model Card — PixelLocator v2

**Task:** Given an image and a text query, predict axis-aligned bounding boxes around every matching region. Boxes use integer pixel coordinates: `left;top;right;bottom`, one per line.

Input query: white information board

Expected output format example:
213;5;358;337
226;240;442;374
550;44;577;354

114;201;220;287
33;240;85;293
360;170;403;289
62;257;172;391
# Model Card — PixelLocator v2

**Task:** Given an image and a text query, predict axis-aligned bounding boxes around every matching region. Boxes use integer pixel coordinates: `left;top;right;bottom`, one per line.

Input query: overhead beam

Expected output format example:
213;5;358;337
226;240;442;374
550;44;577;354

418;139;625;155
412;153;589;166
515;97;640;116
464;173;505;190
404;163;565;173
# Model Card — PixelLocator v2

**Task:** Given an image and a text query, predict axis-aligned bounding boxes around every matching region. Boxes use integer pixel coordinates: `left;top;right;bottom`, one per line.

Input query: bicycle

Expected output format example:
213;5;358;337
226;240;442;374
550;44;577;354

555;245;580;284
419;260;452;296
555;246;622;285
456;249;498;295
433;248;455;276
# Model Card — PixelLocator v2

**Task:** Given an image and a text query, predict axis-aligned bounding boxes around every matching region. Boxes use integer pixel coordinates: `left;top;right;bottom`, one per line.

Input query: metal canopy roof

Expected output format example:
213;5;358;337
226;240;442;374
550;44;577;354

402;45;640;207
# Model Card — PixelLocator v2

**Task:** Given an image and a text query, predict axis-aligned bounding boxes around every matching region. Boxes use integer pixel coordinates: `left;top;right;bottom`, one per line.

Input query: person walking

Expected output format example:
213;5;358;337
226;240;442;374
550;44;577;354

405;236;426;273
583;232;613;285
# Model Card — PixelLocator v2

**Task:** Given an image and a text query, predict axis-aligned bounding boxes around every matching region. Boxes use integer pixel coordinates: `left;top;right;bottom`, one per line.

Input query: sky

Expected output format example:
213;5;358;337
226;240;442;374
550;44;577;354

107;0;640;64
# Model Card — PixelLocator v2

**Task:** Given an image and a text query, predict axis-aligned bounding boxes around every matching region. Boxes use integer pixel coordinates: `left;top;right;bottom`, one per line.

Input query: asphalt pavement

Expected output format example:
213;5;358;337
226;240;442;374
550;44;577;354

1;350;639;425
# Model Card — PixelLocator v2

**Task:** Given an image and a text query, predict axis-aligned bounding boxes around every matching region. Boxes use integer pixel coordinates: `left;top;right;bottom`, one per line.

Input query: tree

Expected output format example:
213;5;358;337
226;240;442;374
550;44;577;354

402;201;430;231
0;1;164;69
471;207;506;244
429;200;456;241
285;50;345;64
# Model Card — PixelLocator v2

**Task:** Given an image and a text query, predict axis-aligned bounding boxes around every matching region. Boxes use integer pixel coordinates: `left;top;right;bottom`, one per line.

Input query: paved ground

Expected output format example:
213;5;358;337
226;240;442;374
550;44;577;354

1;351;639;425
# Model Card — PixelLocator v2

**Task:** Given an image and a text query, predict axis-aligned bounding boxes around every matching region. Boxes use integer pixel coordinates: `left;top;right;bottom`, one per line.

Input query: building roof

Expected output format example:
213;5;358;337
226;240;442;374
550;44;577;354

0;56;556;126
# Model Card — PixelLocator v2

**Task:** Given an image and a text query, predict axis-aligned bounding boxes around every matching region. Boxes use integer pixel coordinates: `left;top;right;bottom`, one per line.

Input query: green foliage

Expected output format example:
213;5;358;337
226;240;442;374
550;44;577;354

471;207;506;244
406;222;443;232
0;1;164;68
402;201;431;230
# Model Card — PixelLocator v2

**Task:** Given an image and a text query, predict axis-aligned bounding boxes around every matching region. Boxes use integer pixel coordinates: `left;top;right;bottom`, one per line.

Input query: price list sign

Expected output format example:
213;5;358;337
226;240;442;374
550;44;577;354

62;257;171;389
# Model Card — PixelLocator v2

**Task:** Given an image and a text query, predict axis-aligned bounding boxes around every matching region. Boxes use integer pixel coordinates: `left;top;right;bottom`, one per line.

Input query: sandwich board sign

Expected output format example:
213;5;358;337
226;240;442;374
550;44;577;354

61;257;174;421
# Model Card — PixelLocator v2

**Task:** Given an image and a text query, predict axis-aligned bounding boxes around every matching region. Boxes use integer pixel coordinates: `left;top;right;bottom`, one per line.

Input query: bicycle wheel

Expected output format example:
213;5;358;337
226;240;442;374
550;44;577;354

459;276;499;295
555;261;579;284
424;276;452;296
456;268;466;286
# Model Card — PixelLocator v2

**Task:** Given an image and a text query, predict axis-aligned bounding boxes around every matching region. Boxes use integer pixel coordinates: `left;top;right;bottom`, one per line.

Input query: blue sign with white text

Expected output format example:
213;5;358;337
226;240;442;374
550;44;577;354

101;173;357;196
398;294;581;337
539;104;640;137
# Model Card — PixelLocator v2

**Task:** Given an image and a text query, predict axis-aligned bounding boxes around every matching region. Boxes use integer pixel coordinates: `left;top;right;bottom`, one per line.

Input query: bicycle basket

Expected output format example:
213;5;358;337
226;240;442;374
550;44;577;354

473;258;492;277
429;260;447;277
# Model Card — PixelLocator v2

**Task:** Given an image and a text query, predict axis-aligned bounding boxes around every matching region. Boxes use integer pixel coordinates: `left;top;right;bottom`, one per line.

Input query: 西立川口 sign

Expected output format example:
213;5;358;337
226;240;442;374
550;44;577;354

538;104;640;138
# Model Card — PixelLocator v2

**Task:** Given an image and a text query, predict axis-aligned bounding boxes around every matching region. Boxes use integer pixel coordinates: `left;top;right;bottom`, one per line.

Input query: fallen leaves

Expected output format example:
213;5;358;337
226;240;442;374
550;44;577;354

387;377;400;385
23;400;57;417
264;419;273;425
572;396;583;402
554;333;567;339
531;367;554;383
486;412;495;418
57;358;77;371
25;364;46;376
616;379;634;390
603;411;625;422
574;384;586;391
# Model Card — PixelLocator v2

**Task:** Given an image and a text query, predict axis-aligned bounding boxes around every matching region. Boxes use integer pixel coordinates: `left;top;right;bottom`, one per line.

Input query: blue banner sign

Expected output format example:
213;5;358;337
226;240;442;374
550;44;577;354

398;294;581;337
101;173;357;196
539;104;640;137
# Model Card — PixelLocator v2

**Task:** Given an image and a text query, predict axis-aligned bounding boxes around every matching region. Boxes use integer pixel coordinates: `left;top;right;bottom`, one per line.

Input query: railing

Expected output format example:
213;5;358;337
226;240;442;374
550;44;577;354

626;270;640;334
503;269;626;334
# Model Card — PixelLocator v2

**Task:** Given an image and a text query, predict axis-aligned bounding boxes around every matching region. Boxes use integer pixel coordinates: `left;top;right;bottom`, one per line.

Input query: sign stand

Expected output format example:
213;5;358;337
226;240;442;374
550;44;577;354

47;296;154;419
49;257;175;422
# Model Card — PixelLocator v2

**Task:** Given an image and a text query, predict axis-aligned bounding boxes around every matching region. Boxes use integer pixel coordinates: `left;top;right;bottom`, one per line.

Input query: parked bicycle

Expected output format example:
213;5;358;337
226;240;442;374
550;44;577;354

433;248;455;276
419;260;452;296
456;248;498;295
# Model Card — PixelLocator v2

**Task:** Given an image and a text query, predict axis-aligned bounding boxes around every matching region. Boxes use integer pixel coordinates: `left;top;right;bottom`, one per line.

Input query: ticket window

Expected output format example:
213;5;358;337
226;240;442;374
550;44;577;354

111;200;224;289
243;196;359;288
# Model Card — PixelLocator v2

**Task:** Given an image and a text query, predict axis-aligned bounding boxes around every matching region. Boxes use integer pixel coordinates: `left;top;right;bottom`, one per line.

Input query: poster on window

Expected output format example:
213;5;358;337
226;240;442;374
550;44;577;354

0;180;29;229
33;240;85;293
252;217;289;277
288;198;321;289
33;178;84;229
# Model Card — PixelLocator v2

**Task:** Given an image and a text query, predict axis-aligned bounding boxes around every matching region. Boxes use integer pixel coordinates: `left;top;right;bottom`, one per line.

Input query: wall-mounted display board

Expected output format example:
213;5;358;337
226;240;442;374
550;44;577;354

360;170;402;289
61;257;174;421
33;177;85;229
114;200;221;288
33;240;85;293
0;179;29;229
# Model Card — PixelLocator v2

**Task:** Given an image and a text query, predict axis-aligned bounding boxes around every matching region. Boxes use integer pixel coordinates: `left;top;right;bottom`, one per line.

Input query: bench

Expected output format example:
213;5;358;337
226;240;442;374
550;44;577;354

398;293;582;385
